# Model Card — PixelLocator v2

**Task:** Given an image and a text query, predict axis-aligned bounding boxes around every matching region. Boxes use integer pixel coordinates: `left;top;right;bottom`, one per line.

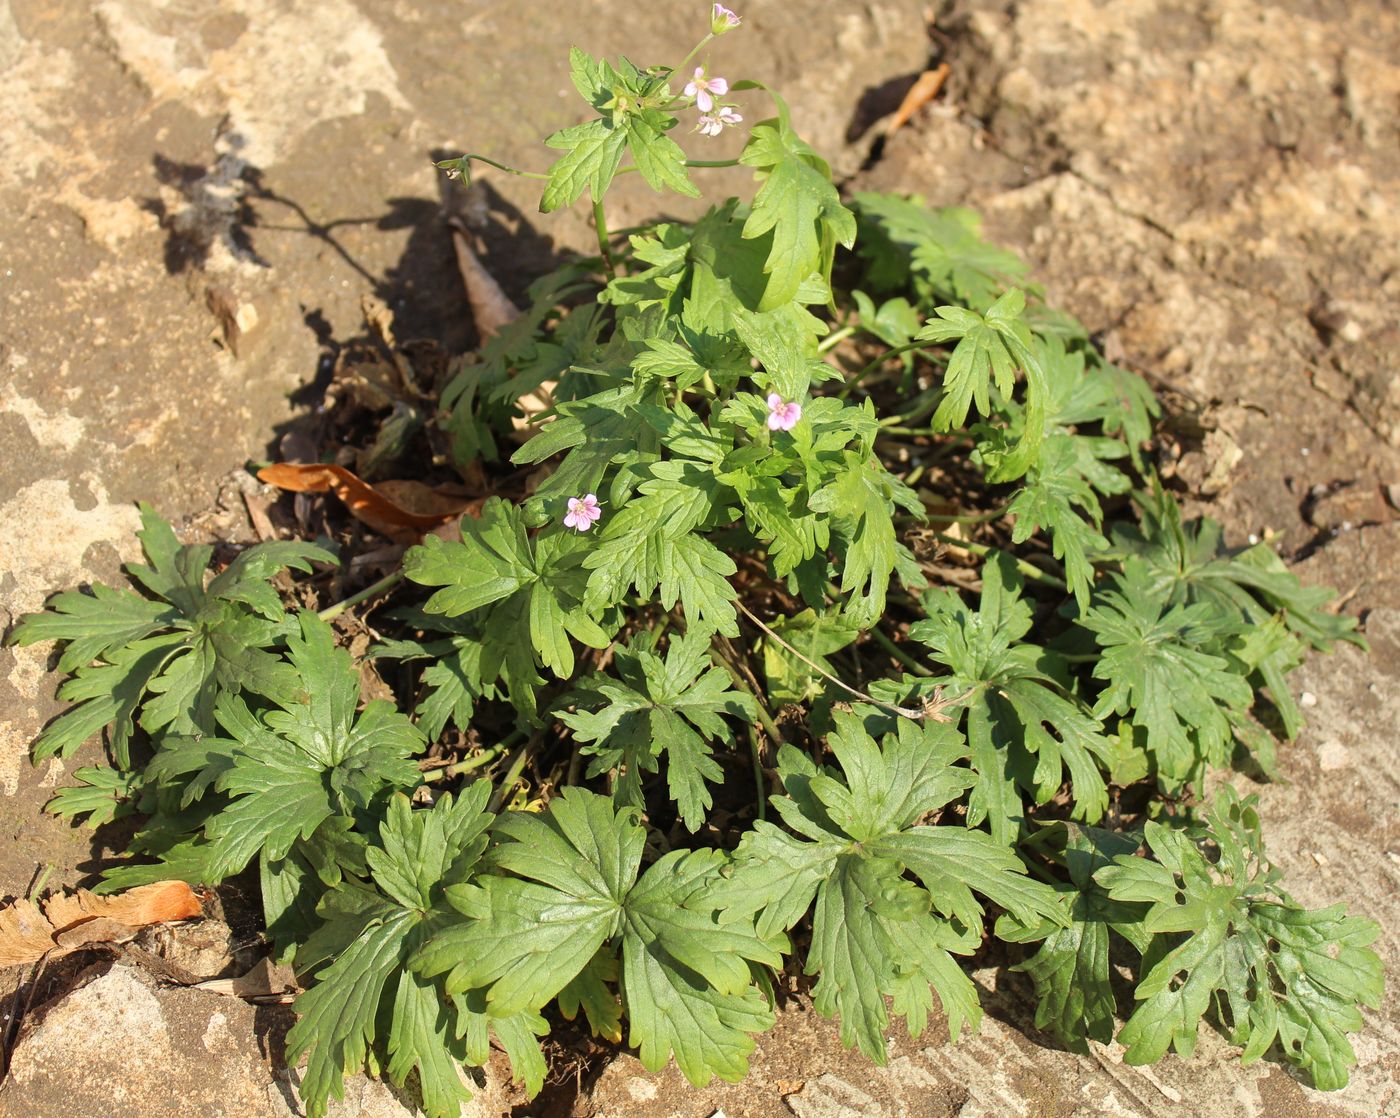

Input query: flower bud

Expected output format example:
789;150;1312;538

711;4;741;34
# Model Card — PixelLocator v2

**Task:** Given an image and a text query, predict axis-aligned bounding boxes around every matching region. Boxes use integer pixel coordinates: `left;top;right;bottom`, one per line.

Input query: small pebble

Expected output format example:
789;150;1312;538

1300;691;1317;708
1301;447;1311;456
1248;533;1259;545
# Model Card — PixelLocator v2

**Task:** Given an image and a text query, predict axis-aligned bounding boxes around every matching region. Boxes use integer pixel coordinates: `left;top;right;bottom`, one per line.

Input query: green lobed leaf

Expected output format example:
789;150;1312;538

556;632;755;830
717;713;1063;1060
903;553;1114;844
739;118;856;311
1096;788;1383;1089
288;787;495;1118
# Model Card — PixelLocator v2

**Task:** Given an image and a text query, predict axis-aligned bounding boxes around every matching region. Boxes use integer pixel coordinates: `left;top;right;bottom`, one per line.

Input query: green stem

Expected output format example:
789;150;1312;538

711;643;783;747
422;745;506;783
442;153;549;181
617;158;740;178
735;601;930;721
926;505;1010;525
816;325;857;355
487;732;541;813
868;627;933;677
854;339;929;384
676;32;715;75
26;864;54;902
705;642;773;820
930;531;1069;591
746;723;767;823
592;198;616;276
318;570;405;622
878;388;941;428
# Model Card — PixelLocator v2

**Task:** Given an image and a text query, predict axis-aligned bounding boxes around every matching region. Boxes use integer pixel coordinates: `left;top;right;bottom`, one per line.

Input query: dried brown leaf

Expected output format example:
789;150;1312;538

886;64;950;138
449;221;520;341
43;881;202;933
51;916;137;952
195;956;299;1001
257;463;481;544
0;881;202;969
0;901;58;968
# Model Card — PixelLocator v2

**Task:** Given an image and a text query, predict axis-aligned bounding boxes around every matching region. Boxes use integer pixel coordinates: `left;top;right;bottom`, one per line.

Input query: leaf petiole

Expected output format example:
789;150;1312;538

317;570;405;622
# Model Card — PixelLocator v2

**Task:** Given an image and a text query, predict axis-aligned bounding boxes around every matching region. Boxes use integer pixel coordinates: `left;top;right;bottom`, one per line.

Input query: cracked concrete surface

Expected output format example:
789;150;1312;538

0;0;1397;1115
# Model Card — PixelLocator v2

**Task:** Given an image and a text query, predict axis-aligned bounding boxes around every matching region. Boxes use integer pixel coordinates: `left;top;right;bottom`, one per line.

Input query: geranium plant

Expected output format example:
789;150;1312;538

10;7;1381;1114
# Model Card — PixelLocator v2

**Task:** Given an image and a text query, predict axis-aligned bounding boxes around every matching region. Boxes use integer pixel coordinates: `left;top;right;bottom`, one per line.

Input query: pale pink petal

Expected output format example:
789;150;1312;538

766;395;802;432
707;77;729;97
565;494;602;532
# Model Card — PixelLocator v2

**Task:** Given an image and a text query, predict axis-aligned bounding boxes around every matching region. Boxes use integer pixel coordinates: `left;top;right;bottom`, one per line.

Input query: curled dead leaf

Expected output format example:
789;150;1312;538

886;64;950;138
195;955;299;1002
0;901;59;968
444;178;521;342
443;198;556;427
257;463;483;544
43;879;202;932
52;916;136;952
0;881;203;968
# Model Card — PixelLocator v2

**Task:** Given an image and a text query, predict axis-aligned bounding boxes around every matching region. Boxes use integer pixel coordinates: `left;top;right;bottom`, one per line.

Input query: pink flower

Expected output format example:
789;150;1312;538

766;393;802;432
683;67;729;113
697;105;743;137
711;3;742;32
563;493;602;532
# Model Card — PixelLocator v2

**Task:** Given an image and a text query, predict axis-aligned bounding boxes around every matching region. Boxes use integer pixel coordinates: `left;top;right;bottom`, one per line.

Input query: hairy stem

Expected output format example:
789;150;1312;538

745;721;767;822
868;627;933;677
676;32;715;75
854;339;930;384
736;600;956;721
592;198;617;276
441;153;549;181
929;531;1069;590
709;630;773;822
711;640;783;746
488;732;543;813
816;324;857;355
318;570;405;622
420;734;521;783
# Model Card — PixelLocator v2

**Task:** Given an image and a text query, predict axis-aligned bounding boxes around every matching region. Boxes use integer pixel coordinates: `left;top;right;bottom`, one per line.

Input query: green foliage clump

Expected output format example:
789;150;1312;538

9;12;1380;1117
